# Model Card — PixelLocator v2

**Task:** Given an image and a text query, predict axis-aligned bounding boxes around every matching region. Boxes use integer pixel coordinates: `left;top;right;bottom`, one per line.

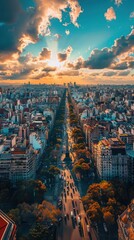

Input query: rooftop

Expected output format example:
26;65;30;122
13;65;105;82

0;210;16;240
118;200;134;240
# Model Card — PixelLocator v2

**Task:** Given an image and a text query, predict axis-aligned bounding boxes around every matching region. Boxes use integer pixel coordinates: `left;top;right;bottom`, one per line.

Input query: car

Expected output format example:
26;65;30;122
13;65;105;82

58;199;62;204
58;217;62;222
71;211;74;217
103;223;108;232
57;201;62;206
77;216;81;223
87;225;90;232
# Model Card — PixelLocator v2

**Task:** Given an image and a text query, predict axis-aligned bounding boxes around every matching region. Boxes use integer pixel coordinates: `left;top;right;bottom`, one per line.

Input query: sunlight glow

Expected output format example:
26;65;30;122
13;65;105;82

46;36;63;68
48;53;60;68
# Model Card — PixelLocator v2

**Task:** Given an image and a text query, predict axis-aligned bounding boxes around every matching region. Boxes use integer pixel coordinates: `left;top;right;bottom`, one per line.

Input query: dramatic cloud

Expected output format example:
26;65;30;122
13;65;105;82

70;57;84;69
0;0;22;24
65;30;70;35
112;62;128;70
84;48;114;69
0;0;133;83
57;70;79;76
58;46;72;62
104;7;116;21
40;48;51;60
112;30;134;55
118;70;130;76
43;66;57;72
68;0;83;27
130;12;134;18
0;0;82;59
115;0;122;6
69;30;134;70
103;71;117;76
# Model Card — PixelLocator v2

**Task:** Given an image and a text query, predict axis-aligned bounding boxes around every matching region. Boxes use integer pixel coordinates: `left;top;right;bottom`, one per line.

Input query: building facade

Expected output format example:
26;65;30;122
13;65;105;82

0;147;36;183
93;138;128;181
118;200;134;240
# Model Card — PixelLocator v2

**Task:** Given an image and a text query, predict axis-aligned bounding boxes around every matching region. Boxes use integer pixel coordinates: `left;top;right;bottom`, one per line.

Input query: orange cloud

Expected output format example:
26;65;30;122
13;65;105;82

104;7;116;21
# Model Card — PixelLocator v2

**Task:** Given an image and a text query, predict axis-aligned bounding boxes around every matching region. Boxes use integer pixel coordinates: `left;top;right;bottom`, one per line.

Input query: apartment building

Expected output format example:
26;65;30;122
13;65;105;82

0;146;36;183
93;138;128;181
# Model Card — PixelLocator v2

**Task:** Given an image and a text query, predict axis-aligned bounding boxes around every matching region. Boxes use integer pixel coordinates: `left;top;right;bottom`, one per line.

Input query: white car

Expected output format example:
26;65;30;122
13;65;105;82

77;216;81;223
87;225;90;232
71;211;74;217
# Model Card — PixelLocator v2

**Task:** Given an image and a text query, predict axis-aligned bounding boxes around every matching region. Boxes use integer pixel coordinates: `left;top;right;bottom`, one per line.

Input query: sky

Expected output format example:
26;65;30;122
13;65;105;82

0;0;134;85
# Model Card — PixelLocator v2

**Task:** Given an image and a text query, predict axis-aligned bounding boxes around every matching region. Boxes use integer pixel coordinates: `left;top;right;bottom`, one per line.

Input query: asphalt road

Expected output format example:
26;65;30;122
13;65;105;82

57;168;98;240
56;97;98;240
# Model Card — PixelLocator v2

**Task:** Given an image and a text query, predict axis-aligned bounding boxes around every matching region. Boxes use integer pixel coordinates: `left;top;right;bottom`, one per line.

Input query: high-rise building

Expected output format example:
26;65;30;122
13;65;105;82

93;138;128;181
0;146;36;183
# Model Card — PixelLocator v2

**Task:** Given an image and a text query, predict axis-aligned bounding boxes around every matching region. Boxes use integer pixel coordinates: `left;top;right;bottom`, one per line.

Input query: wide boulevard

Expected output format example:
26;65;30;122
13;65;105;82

56;95;98;240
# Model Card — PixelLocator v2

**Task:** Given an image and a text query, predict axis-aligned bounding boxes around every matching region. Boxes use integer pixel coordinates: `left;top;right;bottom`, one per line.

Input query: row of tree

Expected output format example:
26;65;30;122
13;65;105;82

38;91;67;184
50;90;66;147
82;179;134;231
68;93;91;178
8;201;61;240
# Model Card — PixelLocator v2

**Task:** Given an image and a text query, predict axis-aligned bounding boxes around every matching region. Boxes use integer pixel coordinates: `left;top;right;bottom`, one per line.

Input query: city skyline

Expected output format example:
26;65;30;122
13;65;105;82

0;84;134;240
0;0;134;85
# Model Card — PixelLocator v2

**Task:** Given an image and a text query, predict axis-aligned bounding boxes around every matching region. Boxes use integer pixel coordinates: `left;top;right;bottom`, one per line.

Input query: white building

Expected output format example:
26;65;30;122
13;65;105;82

0;147;36;183
93;138;128;181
